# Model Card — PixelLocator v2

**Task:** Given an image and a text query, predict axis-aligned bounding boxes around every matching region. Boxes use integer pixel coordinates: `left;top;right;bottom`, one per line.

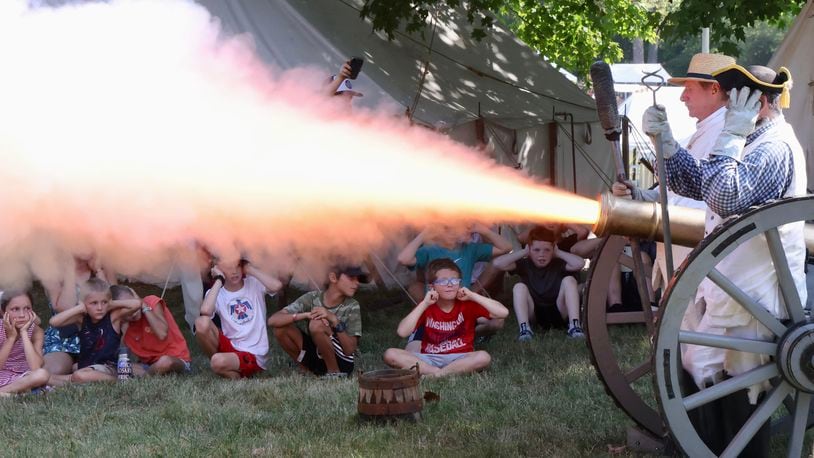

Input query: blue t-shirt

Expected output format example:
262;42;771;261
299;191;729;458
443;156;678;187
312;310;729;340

412;242;493;287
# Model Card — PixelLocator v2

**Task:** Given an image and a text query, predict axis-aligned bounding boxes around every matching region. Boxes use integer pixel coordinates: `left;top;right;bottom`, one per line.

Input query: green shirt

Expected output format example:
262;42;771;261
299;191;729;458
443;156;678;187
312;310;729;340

284;291;362;337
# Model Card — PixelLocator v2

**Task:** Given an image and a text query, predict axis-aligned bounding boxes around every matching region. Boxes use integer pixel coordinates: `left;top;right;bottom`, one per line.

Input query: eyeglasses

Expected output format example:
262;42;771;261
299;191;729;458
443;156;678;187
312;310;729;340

433;277;462;287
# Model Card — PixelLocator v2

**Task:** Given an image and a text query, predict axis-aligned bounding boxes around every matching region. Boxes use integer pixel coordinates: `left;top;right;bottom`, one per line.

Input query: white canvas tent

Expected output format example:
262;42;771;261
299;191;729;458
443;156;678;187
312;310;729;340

769;0;814;193
611;63;672;94
195;0;616;196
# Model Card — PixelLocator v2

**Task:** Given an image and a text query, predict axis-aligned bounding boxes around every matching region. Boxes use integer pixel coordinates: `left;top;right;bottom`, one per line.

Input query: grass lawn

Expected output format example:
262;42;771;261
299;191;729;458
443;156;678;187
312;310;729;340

1;282;805;457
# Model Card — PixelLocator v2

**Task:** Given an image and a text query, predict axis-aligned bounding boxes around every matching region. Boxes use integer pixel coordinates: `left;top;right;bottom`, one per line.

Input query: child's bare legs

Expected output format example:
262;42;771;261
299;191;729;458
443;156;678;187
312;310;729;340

150;356;187;375
210;353;241;379
44;352;73;375
195;315;240;379
45;352;75;386
556;276;581;322
384;349;491;378
70;367;116;384
557;276;584;337
512;282;536;339
147;356;187;375
273;324;304;362
0;368;49;394
383;348;441;377
194;316;219;357
434;351;491;377
309;319;341;374
474;317;504;337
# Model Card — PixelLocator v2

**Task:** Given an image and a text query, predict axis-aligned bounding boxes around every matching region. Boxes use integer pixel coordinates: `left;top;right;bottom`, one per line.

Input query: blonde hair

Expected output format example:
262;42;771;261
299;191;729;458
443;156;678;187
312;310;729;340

80;277;111;302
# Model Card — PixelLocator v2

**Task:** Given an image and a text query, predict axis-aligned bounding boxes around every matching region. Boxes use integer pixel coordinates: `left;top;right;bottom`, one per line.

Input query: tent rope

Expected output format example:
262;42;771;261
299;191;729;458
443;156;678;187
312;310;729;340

160;261;175;300
485;123;522;168
293;260;323;294
555;122;614;187
408;8;439;121
369;252;418;306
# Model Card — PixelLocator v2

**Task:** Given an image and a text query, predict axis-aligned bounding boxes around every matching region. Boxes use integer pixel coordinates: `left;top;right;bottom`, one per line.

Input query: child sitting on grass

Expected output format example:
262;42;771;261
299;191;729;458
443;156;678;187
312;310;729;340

268;265;365;378
195;260;282;379
48;278;140;385
0;290;49;395
493;225;586;341
111;286;191;376
383;258;509;378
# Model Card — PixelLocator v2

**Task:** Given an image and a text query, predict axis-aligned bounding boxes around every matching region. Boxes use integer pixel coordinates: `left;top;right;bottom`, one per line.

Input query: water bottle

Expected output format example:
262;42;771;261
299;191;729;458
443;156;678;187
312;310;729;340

117;345;132;381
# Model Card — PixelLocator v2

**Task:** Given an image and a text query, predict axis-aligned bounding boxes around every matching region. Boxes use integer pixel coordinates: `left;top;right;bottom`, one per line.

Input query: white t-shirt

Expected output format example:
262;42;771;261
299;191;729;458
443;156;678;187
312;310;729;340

208;276;270;369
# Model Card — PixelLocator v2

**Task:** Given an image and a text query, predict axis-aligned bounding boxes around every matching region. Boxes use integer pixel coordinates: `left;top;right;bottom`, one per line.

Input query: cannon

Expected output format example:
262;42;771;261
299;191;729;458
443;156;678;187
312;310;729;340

583;193;814;456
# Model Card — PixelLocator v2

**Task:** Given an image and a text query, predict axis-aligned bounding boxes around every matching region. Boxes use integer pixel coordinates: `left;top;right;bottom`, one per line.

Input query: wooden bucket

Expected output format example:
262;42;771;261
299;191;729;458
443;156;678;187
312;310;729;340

358;366;423;419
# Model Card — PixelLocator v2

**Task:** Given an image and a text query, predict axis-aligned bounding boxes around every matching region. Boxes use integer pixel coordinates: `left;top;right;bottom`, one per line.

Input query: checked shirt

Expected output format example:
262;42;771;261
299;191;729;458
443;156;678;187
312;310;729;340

664;119;794;218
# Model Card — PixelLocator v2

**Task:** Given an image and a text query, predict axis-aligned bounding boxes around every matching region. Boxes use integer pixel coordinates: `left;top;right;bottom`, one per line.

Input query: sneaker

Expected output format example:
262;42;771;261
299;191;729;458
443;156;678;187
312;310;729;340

517;329;534;342
567;326;585;339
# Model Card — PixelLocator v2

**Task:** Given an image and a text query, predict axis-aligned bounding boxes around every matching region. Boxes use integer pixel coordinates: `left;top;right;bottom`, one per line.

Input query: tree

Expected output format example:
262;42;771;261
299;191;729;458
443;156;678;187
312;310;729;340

659;0;804;58
359;0;655;76
359;0;804;77
658;14;795;77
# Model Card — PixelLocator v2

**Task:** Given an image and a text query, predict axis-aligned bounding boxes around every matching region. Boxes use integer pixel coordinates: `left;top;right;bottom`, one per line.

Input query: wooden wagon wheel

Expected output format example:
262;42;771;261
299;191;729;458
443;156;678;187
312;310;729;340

583;234;665;436
654;196;814;457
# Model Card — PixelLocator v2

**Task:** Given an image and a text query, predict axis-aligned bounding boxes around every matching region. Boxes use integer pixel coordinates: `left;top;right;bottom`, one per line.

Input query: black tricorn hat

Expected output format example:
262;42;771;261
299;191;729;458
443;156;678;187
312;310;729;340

712;64;792;108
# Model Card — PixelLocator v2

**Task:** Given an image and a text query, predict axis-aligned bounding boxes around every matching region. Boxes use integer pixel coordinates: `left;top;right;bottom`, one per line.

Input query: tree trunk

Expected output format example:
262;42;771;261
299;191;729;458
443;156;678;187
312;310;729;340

646;42;659;63
632;38;644;63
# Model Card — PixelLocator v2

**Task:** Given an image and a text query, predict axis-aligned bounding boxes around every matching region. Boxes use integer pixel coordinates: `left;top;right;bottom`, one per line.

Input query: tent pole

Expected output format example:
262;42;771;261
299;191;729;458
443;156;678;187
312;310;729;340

555;112;577;193
622;116;630;178
547;122;558;187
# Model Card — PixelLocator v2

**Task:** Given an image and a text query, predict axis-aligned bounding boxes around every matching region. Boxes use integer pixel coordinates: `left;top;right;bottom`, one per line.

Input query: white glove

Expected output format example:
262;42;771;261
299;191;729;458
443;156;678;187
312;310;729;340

712;88;762;158
642;105;680;158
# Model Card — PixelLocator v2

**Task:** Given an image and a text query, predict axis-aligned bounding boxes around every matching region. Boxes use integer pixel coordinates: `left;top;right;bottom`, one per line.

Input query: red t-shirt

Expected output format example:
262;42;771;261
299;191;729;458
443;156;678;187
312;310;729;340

419;300;490;354
124;295;191;364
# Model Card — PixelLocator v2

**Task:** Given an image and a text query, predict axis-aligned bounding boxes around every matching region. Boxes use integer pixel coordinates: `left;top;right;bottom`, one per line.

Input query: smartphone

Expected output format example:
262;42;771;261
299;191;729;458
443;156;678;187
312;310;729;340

348;57;364;80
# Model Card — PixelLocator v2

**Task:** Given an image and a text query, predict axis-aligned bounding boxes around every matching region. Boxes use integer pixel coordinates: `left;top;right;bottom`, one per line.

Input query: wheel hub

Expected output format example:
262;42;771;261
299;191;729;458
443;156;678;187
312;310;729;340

777;321;814;393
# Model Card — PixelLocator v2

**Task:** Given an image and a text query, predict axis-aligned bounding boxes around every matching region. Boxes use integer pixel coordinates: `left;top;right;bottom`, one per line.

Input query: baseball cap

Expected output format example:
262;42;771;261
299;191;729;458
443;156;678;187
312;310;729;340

334;265;369;283
331;75;363;97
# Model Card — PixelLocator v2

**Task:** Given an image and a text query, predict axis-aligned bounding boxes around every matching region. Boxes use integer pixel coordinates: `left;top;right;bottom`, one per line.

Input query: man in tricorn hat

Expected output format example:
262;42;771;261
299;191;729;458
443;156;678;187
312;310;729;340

645;63;806;455
614;52;734;290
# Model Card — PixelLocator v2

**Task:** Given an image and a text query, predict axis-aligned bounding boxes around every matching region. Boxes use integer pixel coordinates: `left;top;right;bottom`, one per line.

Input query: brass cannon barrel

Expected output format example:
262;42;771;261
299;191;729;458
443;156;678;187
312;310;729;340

592;193;814;252
592;192;705;247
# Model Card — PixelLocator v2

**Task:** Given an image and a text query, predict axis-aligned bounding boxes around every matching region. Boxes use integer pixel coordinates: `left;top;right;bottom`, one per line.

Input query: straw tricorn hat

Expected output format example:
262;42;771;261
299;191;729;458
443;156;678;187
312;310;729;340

712;64;793;109
667;53;736;85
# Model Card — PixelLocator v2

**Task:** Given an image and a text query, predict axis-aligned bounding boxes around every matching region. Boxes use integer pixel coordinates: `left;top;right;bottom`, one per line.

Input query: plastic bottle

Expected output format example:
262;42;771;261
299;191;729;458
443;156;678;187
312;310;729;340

117;345;132;381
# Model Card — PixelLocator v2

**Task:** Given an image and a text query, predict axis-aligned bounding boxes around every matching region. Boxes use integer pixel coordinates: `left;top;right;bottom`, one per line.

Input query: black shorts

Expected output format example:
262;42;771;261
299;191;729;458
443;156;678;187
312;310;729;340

299;330;354;376
534;303;567;330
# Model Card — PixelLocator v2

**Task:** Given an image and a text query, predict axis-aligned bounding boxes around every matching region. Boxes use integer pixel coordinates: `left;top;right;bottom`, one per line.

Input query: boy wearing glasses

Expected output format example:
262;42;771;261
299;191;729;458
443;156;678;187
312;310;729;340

493;226;586;341
383;258;509;377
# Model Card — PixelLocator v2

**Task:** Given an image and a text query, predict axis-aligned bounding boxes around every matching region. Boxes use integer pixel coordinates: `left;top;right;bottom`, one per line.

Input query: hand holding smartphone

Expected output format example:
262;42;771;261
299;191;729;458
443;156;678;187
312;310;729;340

348;57;364;79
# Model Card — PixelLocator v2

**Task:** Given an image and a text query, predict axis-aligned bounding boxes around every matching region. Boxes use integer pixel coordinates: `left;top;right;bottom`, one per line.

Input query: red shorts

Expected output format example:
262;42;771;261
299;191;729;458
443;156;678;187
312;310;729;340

217;331;263;378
